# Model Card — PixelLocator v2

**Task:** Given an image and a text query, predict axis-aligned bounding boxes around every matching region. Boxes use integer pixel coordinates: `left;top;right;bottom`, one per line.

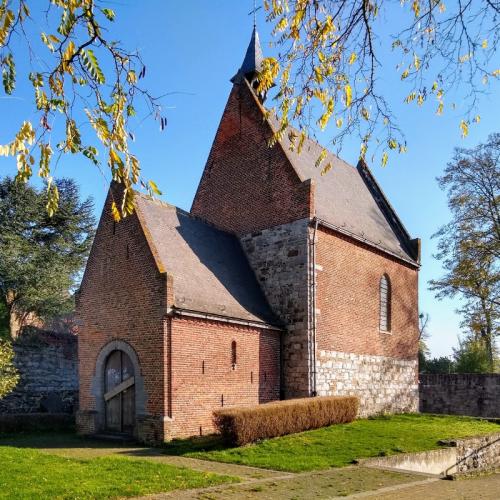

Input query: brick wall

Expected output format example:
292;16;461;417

314;226;419;414
76;189;169;440
167;316;280;438
191;80;313;234
420;374;500;418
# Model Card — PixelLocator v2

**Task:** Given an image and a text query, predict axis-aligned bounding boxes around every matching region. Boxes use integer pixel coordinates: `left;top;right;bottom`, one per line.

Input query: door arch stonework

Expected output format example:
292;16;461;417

91;340;147;433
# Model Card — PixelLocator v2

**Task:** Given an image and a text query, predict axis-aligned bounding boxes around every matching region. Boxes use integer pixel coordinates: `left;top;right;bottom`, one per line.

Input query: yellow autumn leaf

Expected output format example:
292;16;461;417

436;102;444;115
460;120;469;138
492;69;500;77
344;84;352;107
148;180;162;196
336;118;343;128
361;108;370;120
401;69;409;80
348;52;357;65
474;115;480;123
320;163;332;176
381;152;388;167
481;39;488;49
111;201;121;222
413;54;421;70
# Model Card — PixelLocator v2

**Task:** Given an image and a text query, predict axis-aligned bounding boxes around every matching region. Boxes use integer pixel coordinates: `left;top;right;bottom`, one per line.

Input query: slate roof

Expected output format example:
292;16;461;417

266;111;418;265
135;195;277;325
230;27;264;83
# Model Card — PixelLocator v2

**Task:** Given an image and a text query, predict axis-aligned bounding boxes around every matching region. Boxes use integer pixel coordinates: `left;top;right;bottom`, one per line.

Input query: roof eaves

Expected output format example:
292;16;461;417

169;306;284;331
315;217;420;268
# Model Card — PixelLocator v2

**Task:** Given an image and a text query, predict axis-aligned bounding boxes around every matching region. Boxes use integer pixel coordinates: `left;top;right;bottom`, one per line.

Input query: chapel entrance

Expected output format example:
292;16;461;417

104;350;135;434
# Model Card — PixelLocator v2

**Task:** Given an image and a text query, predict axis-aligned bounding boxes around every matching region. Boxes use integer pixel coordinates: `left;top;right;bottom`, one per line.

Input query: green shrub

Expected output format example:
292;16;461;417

0;413;74;433
213;396;359;446
0;339;19;399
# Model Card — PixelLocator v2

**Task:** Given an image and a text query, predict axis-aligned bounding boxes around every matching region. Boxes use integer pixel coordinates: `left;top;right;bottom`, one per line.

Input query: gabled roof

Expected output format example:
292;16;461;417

238;80;418;265
230;27;264;83
134;194;278;325
275;123;418;264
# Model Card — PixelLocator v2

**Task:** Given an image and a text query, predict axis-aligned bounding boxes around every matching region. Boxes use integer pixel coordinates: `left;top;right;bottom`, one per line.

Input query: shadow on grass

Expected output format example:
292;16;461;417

160;434;233;456
0;430;232;458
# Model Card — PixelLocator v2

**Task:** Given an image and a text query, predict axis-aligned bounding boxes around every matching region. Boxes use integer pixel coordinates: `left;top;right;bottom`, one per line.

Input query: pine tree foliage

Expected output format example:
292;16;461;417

0;177;94;338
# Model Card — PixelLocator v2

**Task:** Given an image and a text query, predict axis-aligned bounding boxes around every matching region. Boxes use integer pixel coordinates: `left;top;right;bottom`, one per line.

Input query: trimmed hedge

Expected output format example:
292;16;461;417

0;413;74;434
213;396;359;446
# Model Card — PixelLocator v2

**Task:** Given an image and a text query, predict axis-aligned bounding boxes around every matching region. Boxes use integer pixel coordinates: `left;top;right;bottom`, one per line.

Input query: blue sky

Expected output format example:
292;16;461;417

1;1;498;357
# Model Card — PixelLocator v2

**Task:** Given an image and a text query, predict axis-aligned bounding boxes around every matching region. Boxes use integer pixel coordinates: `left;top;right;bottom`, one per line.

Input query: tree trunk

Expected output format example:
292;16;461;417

5;290;21;340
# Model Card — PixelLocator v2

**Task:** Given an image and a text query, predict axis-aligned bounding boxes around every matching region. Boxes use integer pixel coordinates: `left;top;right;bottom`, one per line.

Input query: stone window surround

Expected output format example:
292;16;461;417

91;339;148;432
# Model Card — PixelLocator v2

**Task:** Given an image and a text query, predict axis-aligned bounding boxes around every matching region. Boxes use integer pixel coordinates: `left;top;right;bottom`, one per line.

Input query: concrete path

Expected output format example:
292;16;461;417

33;438;500;499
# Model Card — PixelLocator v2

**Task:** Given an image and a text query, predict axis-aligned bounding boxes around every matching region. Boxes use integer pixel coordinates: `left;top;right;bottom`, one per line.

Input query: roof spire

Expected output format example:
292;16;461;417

230;3;264;85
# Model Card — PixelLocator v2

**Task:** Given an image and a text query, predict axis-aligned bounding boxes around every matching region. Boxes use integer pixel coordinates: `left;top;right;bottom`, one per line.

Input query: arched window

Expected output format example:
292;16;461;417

379;274;391;332
231;340;237;370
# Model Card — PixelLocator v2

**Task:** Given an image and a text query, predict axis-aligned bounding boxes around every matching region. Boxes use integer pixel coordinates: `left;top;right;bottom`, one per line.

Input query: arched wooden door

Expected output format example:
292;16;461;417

104;350;135;434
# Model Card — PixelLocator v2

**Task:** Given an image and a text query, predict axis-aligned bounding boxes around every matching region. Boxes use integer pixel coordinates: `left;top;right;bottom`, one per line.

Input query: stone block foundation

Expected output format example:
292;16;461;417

316;350;418;416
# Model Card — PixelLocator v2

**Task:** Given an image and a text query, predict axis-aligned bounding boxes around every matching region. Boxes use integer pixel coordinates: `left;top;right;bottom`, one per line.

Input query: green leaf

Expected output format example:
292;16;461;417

2;53;15;94
81;49;105;84
101;8;116;21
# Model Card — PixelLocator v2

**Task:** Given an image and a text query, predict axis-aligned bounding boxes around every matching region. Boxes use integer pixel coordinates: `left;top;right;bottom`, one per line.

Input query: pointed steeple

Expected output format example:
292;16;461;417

230;26;264;85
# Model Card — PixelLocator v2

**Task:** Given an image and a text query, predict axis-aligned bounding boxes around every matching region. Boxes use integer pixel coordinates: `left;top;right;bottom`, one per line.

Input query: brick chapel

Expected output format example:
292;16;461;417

76;28;421;444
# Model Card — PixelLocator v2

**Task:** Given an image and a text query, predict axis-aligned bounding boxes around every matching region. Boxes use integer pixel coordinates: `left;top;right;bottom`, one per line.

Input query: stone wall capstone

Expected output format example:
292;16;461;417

0;332;78;414
419;373;500;418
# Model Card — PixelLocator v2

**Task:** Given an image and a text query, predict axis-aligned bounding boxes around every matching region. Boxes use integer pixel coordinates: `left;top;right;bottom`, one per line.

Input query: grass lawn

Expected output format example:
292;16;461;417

163;414;500;472
0;443;236;499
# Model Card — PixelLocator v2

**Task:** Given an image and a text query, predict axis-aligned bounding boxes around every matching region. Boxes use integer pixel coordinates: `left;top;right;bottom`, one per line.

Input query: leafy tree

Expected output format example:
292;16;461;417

453;336;497;373
0;339;19;399
0;0;164;220
430;133;499;369
419;355;454;374
0;177;94;338
260;1;500;169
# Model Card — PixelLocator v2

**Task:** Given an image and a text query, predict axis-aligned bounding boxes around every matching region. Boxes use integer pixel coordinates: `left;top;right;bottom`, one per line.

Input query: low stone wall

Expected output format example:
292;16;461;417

419;374;500;418
316;350;418;416
0;332;78;414
363;432;500;476
454;432;500;475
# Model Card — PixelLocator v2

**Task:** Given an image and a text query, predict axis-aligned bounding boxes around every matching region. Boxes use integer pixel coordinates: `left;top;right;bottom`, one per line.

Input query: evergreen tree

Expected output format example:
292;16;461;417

0;177;94;338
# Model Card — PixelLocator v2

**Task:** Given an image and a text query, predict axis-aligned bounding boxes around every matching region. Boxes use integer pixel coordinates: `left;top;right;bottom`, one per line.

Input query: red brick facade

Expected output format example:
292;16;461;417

77;66;419;442
76;190;281;443
167;317;280;438
191;82;313;234
316;226;419;359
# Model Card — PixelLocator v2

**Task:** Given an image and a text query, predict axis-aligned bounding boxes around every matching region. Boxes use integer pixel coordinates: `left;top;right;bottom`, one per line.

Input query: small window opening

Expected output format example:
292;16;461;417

250;371;253;384
379;274;392;332
202;360;205;374
221;394;224;407
231;340;237;370
126;244;129;260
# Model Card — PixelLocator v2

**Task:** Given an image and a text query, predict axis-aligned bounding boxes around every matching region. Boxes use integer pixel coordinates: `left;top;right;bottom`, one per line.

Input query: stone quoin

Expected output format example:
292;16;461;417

76;27;420;444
